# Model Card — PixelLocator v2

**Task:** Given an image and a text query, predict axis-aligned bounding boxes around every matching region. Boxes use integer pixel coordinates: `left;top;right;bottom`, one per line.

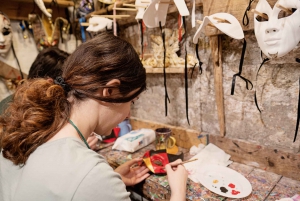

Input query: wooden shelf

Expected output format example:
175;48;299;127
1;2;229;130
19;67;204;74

3;1;71;21
145;67;198;74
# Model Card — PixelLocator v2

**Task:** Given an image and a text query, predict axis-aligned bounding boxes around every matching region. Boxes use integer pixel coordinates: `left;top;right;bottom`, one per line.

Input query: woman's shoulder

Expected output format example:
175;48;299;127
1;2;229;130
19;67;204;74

33;137;106;165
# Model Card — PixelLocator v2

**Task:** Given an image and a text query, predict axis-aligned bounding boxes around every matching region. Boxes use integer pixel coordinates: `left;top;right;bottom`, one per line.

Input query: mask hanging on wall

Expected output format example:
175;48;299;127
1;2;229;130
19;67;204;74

193;13;244;43
143;0;189;28
0;11;12;55
135;0;150;20
28;10;69;51
254;0;300;59
193;13;252;95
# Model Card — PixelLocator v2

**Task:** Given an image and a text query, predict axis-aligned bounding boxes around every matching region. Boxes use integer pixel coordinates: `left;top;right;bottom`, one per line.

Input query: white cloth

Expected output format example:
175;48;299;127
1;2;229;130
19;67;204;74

184;143;232;183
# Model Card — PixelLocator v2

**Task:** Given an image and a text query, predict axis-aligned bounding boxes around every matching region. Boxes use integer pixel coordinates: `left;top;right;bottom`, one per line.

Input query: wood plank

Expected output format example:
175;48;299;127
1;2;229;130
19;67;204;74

210;35;225;137
202;0;277;36
130;117;208;149
145;67;198;74
12;0;74;7
2;1;68;21
209;134;300;181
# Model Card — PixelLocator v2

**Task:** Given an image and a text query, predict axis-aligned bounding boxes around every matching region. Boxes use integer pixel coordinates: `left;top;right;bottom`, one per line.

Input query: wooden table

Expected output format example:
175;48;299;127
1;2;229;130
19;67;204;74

98;142;300;201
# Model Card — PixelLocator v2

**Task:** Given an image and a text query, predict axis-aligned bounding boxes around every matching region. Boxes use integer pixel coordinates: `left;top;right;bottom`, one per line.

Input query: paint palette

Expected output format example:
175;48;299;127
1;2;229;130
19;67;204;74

197;164;252;198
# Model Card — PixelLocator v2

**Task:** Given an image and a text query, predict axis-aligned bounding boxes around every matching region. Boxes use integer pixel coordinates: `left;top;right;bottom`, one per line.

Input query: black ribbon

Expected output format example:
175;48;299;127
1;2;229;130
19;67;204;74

182;16;190;125
294;59;300;142
254;57;269;113
139;20;144;60
242;0;255;26
54;76;71;93
159;21;170;116
294;78;300;142
193;42;203;76
231;39;253;95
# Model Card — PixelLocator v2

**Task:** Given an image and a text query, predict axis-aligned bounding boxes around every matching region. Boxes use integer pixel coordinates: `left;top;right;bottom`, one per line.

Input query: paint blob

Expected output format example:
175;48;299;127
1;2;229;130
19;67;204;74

232;190;240;195
228;183;235;188
220;186;228;193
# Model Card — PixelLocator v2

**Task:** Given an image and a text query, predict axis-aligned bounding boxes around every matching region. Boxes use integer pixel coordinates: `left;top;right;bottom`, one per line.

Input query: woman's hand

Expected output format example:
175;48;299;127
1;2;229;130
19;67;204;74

87;135;99;151
165;159;188;201
114;158;150;186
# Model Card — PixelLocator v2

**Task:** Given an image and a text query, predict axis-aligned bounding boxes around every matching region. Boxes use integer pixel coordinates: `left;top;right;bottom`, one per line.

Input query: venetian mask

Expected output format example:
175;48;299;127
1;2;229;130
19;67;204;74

193;13;244;44
143;0;189;28
254;0;300;58
0;12;12;55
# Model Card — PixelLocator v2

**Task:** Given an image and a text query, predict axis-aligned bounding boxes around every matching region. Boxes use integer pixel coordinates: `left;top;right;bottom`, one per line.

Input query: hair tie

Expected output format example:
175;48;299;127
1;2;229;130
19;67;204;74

54;76;71;93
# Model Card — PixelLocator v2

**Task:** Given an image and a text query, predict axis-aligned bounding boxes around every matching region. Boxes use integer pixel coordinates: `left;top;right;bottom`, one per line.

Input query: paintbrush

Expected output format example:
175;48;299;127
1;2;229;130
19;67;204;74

162;158;198;169
178;158;198;165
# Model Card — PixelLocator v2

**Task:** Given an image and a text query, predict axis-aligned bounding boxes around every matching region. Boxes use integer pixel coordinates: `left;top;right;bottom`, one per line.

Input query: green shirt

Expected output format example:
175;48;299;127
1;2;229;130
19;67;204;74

0;137;130;201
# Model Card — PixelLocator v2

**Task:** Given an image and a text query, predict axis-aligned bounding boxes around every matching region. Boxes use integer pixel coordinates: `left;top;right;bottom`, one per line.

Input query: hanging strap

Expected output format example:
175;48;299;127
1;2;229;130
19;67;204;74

193;42;203;76
294;78;300;142
159;21;170;116
69;119;91;149
139;19;144;59
242;0;255;26
293;59;300;142
182;16;190;125
231;39;253;95
254;57;269;112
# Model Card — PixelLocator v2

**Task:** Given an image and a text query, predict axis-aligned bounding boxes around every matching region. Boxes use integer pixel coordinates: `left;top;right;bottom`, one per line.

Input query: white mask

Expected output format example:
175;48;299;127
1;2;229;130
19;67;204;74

143;0;169;28
135;0;150;20
0;12;12;55
143;0;189;28
86;17;113;32
254;0;300;58
193;13;244;44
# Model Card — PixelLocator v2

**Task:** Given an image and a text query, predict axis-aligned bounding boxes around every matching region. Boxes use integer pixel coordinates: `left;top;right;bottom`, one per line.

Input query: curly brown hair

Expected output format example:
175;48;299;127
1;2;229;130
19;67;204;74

0;32;146;165
0;79;70;165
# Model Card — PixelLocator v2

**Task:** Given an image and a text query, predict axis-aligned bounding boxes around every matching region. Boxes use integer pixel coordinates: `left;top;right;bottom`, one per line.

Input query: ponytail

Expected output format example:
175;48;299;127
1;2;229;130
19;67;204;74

0;79;71;165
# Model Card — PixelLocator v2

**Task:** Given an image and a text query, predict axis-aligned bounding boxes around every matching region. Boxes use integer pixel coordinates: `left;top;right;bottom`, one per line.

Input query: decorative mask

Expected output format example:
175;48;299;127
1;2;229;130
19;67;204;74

143;0;169;28
135;0;150;20
0;12;12;55
254;0;300;58
86;17;113;32
193;12;244;44
143;0;189;28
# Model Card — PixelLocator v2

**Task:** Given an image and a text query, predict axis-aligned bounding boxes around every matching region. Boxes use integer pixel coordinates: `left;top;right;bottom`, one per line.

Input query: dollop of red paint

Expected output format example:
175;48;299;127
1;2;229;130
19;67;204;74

228;183;235;188
232;190;240;195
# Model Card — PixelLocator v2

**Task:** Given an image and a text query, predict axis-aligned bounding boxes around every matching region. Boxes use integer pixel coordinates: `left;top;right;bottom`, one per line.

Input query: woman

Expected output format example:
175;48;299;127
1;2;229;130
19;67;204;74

0;32;187;201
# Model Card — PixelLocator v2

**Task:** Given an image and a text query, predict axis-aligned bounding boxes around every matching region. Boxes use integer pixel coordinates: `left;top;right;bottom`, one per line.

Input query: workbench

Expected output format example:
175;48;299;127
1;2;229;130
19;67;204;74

98;142;300;201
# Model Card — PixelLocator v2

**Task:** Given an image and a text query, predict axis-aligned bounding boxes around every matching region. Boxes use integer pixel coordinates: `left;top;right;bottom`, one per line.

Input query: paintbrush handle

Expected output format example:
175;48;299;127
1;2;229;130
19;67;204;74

179;158;198;165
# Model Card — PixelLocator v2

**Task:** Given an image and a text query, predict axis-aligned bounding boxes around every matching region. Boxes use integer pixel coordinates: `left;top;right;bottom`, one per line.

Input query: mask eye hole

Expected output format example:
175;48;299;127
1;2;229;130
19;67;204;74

2;28;10;36
256;13;269;22
278;8;297;19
